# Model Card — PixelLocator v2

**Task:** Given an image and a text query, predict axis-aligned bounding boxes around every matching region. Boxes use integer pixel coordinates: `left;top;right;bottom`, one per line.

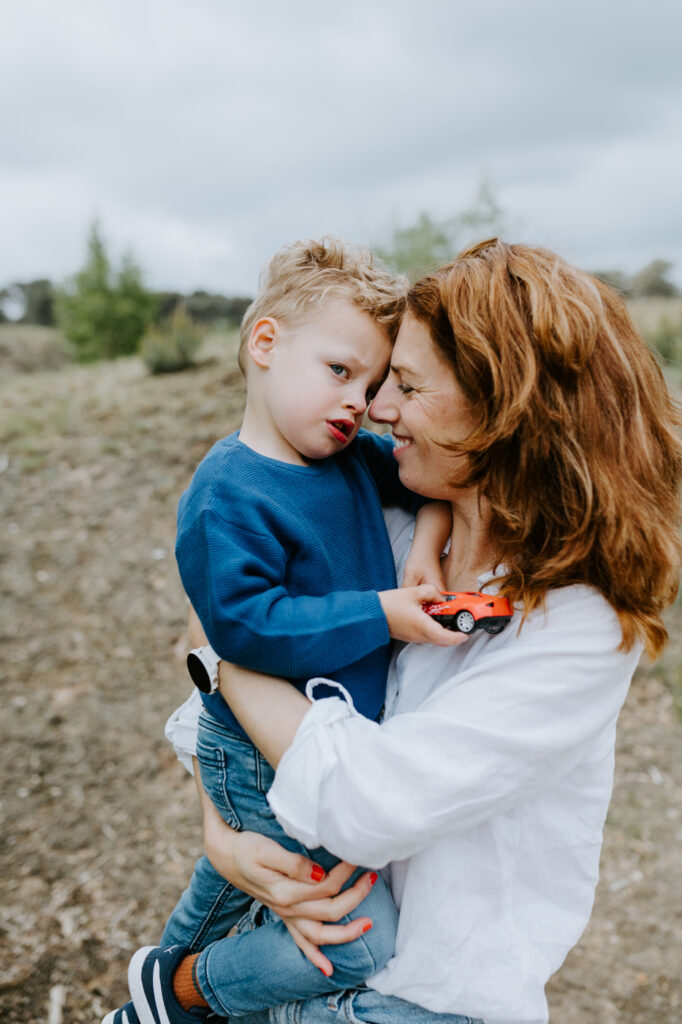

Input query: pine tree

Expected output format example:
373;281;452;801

56;223;155;360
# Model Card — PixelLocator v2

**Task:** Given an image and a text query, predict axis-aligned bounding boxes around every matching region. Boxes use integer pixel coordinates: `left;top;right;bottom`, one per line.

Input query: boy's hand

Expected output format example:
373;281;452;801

402;551;446;590
378;585;469;647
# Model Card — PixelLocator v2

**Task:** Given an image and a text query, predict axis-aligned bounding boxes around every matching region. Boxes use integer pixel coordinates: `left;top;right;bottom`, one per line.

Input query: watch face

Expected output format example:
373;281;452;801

187;651;211;693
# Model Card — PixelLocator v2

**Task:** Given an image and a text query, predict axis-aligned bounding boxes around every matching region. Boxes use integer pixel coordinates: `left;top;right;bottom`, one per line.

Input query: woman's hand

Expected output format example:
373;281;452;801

198;760;378;975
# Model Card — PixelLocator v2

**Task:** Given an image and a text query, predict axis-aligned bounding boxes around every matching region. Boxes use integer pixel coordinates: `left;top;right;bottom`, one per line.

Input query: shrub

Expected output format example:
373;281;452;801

56;223;155;361
141;306;204;374
630;259;679;299
647;314;682;365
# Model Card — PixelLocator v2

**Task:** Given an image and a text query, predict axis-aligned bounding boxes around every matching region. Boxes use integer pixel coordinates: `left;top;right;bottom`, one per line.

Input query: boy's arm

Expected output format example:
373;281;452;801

356;431;451;589
402;502;451;589
354;430;427;514
178;508;463;681
178;507;389;679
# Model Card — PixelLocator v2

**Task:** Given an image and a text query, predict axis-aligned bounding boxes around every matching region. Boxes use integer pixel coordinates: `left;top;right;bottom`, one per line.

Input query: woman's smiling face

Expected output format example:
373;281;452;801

369;313;477;499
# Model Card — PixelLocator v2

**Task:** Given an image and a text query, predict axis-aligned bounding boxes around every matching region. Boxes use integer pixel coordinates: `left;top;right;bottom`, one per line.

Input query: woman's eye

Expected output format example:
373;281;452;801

329;364;349;379
398;383;414;395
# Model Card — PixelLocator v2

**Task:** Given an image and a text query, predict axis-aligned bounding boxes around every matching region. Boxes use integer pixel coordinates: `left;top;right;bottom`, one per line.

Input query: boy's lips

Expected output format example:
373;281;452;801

327;419;355;444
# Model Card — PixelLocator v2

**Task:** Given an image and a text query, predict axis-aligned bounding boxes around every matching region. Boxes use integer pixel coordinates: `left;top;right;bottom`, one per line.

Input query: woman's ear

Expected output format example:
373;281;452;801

247;317;279;369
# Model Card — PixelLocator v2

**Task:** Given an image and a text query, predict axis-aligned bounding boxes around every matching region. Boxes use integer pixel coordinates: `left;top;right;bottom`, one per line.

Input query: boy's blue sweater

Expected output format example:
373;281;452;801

175;430;421;736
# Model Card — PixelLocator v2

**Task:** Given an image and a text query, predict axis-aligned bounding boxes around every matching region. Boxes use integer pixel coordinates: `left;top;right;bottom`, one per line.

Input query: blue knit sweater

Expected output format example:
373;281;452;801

175;430;422;734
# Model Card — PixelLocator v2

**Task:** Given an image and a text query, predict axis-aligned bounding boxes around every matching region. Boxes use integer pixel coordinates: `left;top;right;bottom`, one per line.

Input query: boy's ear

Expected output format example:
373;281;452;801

247;317;280;369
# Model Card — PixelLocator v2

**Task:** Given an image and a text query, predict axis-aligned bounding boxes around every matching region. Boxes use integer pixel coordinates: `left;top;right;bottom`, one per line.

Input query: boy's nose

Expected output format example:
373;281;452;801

343;385;368;414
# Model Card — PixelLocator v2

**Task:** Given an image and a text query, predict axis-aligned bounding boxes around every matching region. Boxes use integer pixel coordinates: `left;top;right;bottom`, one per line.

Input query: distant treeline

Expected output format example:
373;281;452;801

4;258;679;328
592;260;680;300
0;278;252;327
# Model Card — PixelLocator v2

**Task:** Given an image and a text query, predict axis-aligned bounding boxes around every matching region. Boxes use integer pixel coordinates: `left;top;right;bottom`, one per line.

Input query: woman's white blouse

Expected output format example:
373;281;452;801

265;511;642;1024
166;509;642;1024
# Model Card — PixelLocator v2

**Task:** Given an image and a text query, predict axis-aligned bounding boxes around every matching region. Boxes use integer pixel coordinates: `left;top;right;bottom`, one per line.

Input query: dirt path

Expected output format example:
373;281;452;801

1;346;680;1023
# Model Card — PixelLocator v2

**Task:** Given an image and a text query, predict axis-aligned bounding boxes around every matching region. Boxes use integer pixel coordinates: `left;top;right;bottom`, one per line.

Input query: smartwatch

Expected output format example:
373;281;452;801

186;644;222;694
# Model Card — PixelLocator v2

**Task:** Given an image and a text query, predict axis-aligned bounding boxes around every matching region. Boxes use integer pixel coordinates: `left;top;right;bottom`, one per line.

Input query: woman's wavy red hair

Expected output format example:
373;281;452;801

408;239;682;658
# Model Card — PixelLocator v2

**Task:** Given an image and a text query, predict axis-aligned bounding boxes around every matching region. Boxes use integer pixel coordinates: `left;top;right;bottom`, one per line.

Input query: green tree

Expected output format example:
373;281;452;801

20;279;55;325
56;223;155;360
376;181;507;281
630;259;679;299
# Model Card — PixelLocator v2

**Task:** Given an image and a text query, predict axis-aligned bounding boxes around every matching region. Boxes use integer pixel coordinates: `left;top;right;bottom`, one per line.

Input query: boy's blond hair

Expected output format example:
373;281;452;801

238;236;407;374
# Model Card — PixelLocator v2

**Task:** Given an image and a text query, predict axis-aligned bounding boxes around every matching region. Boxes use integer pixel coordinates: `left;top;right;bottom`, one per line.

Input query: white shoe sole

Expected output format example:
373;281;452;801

102;1007;135;1024
127;946;159;1024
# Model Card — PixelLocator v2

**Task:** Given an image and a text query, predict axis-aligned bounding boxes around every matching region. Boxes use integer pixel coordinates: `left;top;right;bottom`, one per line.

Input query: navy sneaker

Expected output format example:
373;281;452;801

127;944;211;1023
102;1001;140;1024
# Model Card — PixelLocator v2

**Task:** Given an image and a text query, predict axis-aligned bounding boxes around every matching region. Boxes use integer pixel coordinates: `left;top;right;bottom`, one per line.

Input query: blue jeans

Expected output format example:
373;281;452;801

161;712;399;1017
207;903;484;1022
238;971;483;1023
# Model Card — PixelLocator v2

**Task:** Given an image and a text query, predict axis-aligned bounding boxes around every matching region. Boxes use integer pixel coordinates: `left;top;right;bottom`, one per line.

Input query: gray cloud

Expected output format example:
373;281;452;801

2;0;681;292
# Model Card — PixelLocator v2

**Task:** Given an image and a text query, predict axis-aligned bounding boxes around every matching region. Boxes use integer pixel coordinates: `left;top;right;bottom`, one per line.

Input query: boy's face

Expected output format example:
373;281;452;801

252;298;392;464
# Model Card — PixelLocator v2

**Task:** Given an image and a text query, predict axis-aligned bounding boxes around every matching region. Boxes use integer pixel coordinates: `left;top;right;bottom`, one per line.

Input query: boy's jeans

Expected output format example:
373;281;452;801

238;988;484;1024
161;711;399;1018
237;983;483;1024
203;902;485;1024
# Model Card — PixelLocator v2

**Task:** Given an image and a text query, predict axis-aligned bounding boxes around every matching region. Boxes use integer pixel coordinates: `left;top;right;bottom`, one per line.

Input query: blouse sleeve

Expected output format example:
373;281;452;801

267;586;641;868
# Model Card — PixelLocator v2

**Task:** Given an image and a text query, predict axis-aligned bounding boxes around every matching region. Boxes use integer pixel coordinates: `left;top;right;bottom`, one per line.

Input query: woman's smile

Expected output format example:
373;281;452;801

370;314;476;498
391;433;414;454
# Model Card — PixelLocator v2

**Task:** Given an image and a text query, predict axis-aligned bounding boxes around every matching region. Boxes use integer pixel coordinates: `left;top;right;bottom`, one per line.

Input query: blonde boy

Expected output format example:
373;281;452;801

106;238;455;1024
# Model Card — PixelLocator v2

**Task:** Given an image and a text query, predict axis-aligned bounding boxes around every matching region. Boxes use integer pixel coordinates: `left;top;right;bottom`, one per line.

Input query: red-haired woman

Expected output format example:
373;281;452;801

164;241;681;1024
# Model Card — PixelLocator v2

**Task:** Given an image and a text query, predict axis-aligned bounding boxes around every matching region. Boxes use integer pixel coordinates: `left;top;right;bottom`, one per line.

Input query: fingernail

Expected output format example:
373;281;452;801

369;872;378;886
319;965;332;976
362;922;373;933
311;865;325;881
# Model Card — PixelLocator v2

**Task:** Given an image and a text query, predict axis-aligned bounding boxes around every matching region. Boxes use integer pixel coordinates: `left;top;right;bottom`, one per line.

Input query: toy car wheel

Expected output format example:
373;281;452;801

455;610;475;634
484;621;505;635
436;616;456;630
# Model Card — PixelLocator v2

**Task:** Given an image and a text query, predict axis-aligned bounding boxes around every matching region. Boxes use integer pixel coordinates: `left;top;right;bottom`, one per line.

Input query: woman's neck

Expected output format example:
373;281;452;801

443;492;495;592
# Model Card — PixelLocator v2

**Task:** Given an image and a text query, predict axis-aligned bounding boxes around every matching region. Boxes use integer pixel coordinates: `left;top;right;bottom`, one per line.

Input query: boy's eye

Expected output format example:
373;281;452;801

329;364;349;379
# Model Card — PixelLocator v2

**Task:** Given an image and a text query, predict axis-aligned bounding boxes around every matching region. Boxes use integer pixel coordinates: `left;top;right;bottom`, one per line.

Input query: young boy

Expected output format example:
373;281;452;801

104;238;456;1024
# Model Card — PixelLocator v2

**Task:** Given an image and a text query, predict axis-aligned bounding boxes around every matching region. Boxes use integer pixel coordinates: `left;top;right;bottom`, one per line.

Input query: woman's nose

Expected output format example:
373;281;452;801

368;379;396;423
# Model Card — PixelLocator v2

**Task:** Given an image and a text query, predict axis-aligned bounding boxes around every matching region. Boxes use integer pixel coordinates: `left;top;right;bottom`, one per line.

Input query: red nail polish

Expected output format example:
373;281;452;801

362;922;373;933
369;872;378;885
319;965;332;976
311;865;325;881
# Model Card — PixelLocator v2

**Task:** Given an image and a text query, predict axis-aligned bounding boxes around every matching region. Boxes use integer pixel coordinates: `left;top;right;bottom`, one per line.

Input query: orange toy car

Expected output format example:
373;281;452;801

422;591;513;635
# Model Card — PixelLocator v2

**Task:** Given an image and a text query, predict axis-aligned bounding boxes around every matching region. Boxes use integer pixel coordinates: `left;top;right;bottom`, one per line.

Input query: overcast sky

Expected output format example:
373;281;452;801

2;0;682;296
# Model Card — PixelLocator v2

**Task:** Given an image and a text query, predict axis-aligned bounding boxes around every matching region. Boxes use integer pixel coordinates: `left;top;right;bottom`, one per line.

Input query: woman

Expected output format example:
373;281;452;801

177;239;680;1024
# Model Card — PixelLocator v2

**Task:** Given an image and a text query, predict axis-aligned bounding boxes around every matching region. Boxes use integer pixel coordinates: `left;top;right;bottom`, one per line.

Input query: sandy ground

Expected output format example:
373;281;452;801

1;341;680;1023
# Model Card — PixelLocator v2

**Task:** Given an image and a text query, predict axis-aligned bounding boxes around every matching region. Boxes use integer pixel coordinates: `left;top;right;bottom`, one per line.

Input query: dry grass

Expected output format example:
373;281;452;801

627;296;682;334
0;323;74;374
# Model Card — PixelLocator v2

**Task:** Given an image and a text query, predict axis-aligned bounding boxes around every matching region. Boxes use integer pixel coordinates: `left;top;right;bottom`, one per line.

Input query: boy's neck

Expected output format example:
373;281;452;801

238;398;309;466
